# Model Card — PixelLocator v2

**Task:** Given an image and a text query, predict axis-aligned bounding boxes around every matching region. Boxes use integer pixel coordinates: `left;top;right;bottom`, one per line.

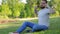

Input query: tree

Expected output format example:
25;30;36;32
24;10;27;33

1;0;12;18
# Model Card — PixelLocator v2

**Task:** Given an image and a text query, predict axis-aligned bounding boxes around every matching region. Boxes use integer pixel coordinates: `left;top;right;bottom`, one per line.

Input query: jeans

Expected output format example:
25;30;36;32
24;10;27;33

16;21;48;33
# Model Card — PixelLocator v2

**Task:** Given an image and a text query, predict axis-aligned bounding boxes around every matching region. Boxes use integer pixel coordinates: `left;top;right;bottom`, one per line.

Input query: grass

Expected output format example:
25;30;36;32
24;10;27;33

0;17;60;34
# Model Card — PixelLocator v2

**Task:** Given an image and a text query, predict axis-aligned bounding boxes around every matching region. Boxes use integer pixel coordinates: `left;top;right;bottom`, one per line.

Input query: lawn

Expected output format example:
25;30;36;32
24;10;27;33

0;17;60;34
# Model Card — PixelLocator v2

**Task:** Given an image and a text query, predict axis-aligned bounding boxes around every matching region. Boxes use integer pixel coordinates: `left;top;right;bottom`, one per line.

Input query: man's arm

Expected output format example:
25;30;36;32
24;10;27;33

49;8;55;14
34;6;38;15
47;5;56;14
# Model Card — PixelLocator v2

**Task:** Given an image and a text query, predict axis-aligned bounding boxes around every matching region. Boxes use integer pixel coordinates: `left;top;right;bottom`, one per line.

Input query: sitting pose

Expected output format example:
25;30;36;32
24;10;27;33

10;0;55;34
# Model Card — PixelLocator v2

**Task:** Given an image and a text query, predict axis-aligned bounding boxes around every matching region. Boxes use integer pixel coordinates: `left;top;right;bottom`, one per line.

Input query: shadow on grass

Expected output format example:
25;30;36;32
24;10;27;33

0;17;60;34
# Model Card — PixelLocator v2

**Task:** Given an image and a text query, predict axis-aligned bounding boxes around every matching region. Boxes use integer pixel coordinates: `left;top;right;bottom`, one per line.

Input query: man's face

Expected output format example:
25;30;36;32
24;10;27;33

40;1;47;9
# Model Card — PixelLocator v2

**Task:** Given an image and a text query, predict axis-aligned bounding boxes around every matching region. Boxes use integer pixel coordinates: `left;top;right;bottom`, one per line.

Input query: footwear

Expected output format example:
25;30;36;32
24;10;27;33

9;32;19;34
26;30;33;33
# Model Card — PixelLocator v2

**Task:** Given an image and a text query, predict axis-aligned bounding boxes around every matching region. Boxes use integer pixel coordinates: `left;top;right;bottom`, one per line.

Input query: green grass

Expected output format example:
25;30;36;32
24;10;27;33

0;17;60;34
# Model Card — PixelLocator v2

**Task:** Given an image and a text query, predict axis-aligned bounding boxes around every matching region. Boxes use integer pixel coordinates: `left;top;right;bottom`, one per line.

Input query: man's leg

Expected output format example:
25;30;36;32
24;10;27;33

32;25;48;32
16;21;35;33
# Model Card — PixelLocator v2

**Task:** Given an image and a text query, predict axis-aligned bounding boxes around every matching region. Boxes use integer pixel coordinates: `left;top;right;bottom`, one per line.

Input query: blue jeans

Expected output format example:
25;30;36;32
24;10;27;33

16;21;48;33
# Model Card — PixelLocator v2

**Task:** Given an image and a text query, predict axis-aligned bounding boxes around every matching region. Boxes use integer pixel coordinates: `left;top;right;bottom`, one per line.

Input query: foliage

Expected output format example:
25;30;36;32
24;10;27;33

0;0;60;18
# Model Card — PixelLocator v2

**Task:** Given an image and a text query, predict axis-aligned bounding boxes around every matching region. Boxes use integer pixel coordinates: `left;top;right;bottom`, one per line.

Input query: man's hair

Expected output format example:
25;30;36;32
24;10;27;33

42;0;47;3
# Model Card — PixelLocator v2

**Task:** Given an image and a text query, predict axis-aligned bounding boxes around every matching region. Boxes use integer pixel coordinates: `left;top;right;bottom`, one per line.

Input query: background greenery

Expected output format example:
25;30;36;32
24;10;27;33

0;0;60;18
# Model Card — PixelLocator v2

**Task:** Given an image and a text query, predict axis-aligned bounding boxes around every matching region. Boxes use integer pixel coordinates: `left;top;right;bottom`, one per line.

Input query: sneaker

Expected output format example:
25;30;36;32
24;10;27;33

9;32;19;34
26;30;33;33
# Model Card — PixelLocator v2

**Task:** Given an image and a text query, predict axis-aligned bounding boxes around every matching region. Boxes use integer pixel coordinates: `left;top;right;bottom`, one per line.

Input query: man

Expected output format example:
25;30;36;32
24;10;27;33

10;0;55;34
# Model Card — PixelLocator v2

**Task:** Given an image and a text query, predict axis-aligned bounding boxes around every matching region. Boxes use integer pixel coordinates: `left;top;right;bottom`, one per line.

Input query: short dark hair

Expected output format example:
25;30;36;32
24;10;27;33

42;0;47;3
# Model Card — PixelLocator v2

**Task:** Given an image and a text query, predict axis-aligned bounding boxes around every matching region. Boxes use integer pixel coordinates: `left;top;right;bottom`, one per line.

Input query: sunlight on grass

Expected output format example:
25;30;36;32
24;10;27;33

0;23;21;29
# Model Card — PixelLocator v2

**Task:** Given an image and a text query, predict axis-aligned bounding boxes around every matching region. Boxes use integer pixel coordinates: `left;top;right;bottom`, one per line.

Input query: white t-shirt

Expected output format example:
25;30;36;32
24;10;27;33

38;8;50;27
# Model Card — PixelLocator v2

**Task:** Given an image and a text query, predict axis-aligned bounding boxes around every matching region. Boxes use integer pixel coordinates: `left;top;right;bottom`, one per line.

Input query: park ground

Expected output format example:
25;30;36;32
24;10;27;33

0;17;60;34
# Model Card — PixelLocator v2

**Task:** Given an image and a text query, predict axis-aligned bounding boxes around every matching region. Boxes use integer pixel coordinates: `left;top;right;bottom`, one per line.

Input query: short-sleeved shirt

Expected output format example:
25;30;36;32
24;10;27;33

38;8;50;27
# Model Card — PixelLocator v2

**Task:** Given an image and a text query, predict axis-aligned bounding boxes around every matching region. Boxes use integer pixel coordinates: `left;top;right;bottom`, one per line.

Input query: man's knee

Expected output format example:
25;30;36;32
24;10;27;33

32;25;38;30
23;21;29;25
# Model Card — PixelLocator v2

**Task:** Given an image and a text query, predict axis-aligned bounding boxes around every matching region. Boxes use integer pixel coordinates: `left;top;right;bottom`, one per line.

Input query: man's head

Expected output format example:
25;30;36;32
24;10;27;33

40;0;47;9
